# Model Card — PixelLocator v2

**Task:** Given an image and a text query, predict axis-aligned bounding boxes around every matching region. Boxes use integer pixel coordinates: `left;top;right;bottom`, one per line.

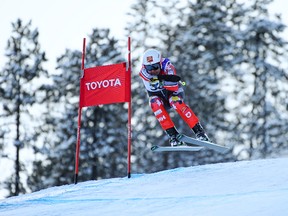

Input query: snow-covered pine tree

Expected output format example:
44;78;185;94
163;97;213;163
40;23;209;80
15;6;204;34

231;0;288;159
0;19;48;196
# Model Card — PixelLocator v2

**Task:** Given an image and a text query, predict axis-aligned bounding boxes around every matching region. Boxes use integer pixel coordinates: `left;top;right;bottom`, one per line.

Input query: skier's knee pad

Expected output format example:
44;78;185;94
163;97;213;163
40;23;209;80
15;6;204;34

169;95;183;109
150;96;164;111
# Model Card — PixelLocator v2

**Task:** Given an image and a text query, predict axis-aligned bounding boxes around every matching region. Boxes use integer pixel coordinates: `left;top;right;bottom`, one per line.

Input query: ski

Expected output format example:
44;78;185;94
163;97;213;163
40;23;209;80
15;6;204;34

151;145;204;152
179;134;230;154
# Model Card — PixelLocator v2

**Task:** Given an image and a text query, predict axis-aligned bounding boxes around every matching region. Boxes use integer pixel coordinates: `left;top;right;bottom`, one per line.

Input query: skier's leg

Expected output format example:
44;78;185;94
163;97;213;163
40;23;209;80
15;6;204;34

149;96;174;130
169;95;199;128
169;95;210;141
150;96;184;146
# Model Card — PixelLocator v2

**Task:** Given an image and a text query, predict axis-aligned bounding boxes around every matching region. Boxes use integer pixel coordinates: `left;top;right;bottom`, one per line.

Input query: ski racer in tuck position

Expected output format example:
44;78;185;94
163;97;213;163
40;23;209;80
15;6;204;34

139;49;210;147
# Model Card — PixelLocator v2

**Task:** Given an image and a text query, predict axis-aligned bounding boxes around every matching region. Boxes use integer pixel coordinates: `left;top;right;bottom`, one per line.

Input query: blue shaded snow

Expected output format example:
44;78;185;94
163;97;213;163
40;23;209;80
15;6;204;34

1;158;288;216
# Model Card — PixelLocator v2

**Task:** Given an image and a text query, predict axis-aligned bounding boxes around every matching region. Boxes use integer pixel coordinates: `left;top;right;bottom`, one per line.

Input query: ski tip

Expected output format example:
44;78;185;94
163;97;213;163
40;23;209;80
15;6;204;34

151;145;159;151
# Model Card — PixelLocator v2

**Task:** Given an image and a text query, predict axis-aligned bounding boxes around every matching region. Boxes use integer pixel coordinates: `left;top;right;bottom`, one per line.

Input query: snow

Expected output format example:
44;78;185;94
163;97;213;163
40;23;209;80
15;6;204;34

1;157;288;216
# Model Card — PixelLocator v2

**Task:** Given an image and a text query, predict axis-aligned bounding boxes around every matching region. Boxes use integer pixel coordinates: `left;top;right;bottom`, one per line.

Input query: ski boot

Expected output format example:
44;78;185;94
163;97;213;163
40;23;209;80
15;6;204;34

166;127;185;147
192;123;211;142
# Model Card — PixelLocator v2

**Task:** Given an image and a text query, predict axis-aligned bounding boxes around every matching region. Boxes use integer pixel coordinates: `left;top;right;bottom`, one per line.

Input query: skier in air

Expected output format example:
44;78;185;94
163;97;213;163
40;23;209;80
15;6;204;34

139;49;210;146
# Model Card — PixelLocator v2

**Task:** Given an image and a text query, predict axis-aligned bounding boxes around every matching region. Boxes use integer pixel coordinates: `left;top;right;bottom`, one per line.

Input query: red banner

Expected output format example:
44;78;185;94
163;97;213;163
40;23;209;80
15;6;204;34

79;62;130;107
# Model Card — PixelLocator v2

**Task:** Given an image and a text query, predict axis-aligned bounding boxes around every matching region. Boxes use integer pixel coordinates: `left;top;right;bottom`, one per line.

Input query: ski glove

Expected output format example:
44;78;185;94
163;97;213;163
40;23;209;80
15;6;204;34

149;76;180;92
158;75;181;92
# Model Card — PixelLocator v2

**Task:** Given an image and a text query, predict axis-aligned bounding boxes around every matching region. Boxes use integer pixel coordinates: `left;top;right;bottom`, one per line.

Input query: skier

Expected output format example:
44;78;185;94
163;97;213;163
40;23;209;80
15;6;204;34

139;48;210;146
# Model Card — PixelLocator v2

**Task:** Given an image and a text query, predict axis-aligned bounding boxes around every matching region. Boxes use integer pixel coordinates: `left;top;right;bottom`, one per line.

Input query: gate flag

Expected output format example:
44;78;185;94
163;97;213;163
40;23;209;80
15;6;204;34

74;37;132;184
80;62;130;107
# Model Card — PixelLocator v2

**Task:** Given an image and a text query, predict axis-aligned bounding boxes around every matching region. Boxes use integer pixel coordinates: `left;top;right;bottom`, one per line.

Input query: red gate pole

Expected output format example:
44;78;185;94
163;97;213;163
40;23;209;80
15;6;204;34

74;38;86;184
127;36;132;178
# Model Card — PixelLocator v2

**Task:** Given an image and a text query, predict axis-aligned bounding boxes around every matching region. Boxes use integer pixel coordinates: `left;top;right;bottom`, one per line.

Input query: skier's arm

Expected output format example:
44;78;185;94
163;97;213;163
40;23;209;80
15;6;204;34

163;81;179;92
159;60;181;91
149;77;179;92
157;74;181;82
154;75;181;92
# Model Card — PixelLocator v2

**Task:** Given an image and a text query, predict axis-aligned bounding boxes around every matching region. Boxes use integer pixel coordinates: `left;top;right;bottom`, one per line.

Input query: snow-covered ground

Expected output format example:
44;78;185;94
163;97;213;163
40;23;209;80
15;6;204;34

0;158;288;216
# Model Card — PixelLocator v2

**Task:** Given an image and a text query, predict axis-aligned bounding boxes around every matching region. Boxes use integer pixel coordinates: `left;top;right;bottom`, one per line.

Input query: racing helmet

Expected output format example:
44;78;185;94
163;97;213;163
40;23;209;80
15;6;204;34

142;49;161;65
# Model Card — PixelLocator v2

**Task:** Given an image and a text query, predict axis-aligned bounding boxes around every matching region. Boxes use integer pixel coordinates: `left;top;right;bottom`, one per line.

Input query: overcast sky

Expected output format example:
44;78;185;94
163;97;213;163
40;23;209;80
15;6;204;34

0;0;134;71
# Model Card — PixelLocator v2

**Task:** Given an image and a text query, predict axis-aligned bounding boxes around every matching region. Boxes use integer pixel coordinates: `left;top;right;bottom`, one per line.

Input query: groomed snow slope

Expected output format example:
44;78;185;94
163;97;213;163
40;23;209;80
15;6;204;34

1;158;288;216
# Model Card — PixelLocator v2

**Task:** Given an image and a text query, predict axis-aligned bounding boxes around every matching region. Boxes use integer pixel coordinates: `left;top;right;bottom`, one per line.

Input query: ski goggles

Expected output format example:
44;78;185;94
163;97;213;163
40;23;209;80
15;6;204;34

145;63;161;71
